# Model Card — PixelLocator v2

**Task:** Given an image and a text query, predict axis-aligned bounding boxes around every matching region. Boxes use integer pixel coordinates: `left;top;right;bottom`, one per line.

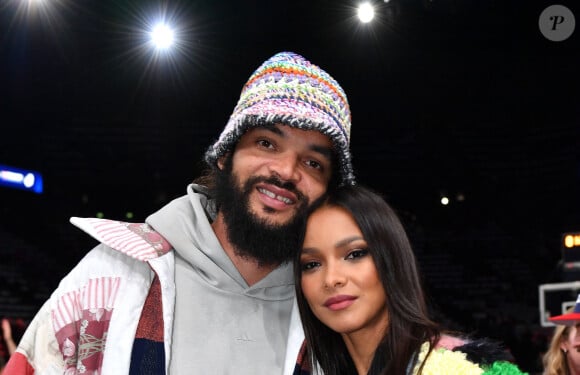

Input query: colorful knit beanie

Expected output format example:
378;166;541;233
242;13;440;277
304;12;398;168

204;51;355;186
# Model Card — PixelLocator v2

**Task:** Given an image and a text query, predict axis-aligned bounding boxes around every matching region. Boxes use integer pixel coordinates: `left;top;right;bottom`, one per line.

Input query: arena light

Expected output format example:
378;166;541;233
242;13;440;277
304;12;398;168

5;0;66;34
564;233;580;249
561;232;580;274
104;1;199;90
0;164;43;194
150;22;175;51
357;2;375;23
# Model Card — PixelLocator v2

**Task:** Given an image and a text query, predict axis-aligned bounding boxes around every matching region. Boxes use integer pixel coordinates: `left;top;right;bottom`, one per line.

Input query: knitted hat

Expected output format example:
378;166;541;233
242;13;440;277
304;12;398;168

204;51;355;186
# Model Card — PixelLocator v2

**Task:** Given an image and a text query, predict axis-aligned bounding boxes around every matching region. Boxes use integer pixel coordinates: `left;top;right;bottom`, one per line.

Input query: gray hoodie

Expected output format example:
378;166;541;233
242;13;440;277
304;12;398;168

147;184;300;374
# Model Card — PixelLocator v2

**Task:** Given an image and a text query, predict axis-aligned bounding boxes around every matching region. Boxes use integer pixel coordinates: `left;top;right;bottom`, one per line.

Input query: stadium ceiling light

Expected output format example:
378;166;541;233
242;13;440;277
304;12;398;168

357;2;375;23
151;22;175;50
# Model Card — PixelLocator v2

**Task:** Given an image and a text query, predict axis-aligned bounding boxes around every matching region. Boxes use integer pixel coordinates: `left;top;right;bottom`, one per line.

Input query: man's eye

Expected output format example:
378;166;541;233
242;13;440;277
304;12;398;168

305;160;322;169
257;139;274;149
345;249;369;260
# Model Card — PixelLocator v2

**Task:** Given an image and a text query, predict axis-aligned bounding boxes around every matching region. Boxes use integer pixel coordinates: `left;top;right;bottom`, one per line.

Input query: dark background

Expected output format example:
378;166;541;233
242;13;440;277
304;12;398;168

1;0;579;372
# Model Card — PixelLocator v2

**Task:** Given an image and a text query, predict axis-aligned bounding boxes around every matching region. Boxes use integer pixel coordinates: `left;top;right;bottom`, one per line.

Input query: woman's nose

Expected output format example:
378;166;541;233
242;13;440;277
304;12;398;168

323;263;347;290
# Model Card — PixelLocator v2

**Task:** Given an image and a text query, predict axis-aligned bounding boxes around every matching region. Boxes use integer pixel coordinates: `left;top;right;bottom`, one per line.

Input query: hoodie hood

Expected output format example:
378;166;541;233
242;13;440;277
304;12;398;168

145;184;295;300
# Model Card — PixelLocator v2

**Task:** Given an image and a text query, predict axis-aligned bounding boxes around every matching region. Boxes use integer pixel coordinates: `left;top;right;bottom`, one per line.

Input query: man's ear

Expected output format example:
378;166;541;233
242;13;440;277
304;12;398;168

217;154;229;170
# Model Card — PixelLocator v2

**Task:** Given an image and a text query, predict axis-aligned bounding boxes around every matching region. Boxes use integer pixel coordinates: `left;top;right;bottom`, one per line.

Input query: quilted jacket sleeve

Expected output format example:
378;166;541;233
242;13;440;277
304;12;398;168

3;299;64;374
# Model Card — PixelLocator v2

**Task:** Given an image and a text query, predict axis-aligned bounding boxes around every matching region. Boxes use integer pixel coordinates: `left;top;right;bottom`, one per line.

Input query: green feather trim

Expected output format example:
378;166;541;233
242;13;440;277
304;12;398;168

482;361;528;375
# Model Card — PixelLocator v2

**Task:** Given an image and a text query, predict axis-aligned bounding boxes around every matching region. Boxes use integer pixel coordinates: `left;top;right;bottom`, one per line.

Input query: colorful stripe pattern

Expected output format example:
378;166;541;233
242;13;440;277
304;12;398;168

205;51;355;186
52;277;120;374
70;218;173;261
129;275;166;375
44;218;173;374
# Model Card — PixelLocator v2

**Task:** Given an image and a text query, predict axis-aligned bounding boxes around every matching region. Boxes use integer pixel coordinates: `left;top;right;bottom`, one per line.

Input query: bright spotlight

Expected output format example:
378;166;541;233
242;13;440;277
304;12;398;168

151;23;175;50
358;2;375;23
24;0;48;8
8;0;66;34
440;197;449;205
0;164;43;194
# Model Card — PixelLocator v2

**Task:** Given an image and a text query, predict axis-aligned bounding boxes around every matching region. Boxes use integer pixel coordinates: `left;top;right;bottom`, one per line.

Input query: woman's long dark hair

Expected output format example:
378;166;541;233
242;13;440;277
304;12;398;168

294;185;440;375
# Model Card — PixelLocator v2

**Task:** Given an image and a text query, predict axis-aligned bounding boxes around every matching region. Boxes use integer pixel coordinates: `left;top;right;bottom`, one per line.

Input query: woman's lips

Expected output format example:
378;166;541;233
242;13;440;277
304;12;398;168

324;295;357;311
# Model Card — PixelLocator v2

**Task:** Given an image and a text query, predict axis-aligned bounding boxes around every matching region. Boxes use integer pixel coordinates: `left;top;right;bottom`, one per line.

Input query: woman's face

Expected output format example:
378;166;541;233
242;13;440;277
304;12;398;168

300;205;388;337
561;322;580;373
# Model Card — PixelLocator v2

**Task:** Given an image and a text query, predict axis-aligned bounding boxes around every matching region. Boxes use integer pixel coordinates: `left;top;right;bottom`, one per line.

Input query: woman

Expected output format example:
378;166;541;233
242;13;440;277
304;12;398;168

543;297;580;375
293;185;526;375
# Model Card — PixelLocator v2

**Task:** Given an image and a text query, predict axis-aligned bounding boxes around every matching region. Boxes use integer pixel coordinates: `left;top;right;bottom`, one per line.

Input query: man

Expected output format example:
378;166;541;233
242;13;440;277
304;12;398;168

4;51;355;374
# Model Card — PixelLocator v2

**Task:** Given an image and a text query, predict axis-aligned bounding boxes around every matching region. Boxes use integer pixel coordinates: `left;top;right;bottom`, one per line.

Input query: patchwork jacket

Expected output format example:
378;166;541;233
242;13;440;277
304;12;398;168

4;217;306;375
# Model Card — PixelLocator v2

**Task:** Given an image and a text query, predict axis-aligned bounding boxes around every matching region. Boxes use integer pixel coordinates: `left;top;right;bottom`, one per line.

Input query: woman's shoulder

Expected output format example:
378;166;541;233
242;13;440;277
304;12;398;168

413;335;528;375
437;334;514;363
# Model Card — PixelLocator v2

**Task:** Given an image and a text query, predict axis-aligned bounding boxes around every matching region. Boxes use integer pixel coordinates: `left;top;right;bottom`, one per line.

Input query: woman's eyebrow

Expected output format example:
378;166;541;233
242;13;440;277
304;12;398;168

335;236;365;248
301;247;319;255
301;236;365;255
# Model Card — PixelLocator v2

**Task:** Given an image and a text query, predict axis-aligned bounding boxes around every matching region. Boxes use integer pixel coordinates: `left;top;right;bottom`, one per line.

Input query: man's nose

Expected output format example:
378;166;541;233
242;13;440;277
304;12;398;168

269;152;301;183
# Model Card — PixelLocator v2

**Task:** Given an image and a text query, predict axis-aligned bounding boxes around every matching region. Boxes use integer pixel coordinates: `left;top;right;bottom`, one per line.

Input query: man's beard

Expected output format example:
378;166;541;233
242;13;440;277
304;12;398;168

213;160;311;267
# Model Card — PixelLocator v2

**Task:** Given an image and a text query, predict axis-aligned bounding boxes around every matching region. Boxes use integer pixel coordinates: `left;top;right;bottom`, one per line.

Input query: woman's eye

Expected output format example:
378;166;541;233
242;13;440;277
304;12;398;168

301;261;320;271
345;249;369;260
